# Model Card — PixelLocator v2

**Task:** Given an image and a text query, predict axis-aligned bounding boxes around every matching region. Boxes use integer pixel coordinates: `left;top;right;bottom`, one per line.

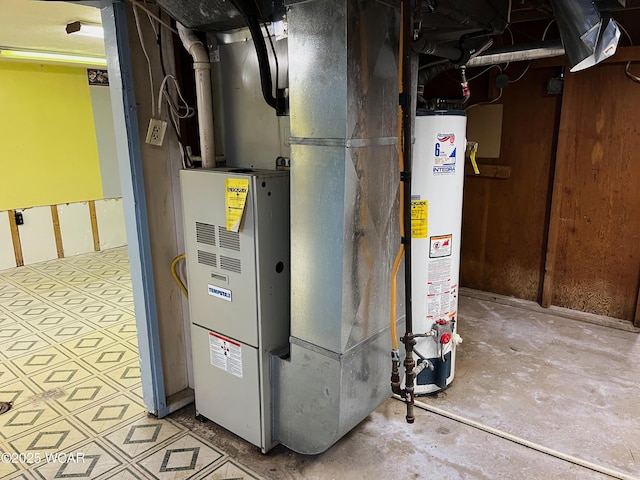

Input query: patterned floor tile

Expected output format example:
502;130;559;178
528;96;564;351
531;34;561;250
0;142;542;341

0;456;21;480
10;347;71;376
100;466;153;480
84;311;133;327
104;362;141;390
32;440;123;480
48;294;104;311
104;416;185;460
9;418;89;455
60;332;118;359
54;377;119;413
74;395;146;435
0;335;52;360
130;386;144;401
105;322;138;340
0;379;39;408
66;303;117;320
0;298;46;314
197;459;265;480
0;312;19;328
0;363;18;387
57;274;102;286
80;346;138;374
0;403;62;440
29;361;94;392
34;288;83;301
136;434;224;480
0;323;34;345
7;306;62;323
40;321;97;344
22;312;81;329
0;289;33;302
21;281;73;294
77;280;116;292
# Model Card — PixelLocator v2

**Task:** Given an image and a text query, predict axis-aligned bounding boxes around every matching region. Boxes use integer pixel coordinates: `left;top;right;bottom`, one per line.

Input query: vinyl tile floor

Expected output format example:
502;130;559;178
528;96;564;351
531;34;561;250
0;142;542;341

0;247;264;480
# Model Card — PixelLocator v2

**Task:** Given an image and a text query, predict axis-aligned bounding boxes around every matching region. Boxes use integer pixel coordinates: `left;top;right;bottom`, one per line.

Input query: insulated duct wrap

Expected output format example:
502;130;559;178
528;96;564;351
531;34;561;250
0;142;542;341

272;0;401;454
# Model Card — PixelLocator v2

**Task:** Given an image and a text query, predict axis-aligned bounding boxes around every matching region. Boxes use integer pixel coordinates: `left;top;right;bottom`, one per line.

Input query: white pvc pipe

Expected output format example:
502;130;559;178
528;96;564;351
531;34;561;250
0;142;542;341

393;395;639;480
177;23;215;169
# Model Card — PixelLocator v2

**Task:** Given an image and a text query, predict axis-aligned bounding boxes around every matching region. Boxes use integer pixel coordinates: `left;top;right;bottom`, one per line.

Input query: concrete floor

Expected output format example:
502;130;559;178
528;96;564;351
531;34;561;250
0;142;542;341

172;294;640;480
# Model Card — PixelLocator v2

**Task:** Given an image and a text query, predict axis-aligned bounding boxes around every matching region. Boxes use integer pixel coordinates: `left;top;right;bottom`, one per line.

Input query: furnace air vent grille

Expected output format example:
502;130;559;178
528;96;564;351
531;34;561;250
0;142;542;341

220;255;241;274
196;222;216;246
197;250;218;268
218;226;240;251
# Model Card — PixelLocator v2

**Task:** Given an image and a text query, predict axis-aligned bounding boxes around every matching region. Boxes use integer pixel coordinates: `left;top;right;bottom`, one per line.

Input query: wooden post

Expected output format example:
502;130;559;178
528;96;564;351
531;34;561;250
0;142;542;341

540;74;573;308
51;205;64;259
88;201;101;252
8;210;24;267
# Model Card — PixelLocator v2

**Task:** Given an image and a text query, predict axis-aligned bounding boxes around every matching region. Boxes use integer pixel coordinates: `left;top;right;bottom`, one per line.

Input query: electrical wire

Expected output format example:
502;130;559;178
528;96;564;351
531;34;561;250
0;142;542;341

126;0;178;34
157;75;195;119
467;64;502;82
132;3;156;118
509;62;530;83
254;0;279;97
508;18;555;85
393;395;640;480
617;23;640;84
171;254;188;298
154;12;193;168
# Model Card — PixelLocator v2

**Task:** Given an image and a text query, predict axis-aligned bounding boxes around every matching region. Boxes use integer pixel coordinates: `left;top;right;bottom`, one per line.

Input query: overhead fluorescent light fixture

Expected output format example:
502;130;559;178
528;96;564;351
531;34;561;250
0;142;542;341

66;21;104;39
0;48;107;66
550;0;620;72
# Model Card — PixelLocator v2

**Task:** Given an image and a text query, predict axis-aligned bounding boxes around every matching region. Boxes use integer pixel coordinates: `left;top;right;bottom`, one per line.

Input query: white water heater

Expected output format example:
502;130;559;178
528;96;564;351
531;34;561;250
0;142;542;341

411;110;466;395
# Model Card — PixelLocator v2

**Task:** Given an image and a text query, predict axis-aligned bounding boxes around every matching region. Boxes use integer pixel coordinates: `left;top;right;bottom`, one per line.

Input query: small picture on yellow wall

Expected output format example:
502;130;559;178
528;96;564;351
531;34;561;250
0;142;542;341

87;69;109;86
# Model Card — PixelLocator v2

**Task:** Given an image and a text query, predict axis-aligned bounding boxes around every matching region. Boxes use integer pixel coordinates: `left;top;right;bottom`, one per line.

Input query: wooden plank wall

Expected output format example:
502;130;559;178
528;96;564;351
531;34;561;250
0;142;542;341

460;67;561;301
543;63;640;321
459;57;640;325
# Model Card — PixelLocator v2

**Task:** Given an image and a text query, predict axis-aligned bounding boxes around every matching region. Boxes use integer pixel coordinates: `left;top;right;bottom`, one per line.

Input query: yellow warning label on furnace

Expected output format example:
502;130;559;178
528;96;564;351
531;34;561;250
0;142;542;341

411;200;428;239
225;178;249;232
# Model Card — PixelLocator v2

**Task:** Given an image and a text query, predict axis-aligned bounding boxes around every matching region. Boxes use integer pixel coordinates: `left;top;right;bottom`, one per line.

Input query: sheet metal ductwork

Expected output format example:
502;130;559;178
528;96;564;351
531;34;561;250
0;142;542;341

154;0;280;31
271;0;401;454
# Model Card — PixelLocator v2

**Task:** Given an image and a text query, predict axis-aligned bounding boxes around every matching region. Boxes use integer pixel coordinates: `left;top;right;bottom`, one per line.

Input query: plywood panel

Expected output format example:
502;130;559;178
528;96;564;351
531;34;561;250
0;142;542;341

466;104;503;158
0;211;16;271
58;202;94;257
19;206;58;265
550;64;640;321
94;198;127;250
460;67;561;301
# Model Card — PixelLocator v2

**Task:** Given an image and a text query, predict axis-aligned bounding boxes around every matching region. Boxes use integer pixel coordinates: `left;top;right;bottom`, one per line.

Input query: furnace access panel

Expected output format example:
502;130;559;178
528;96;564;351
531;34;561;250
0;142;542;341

180;168;290;452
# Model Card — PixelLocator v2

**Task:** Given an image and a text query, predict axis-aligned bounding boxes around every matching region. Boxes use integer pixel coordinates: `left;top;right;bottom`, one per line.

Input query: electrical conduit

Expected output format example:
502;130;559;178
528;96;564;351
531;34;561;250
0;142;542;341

177;23;216;169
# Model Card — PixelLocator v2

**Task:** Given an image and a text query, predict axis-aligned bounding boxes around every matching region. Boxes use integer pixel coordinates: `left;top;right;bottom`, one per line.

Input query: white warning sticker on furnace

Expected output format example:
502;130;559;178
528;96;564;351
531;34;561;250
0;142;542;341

209;331;243;378
433;133;457;175
430;234;452;258
426;258;451;319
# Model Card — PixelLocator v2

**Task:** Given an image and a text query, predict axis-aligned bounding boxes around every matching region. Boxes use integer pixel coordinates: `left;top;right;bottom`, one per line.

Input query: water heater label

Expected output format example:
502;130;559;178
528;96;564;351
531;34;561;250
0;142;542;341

209;332;243;378
433;133;457;175
411;200;428;239
208;284;232;302
429;235;452;258
426;258;451;319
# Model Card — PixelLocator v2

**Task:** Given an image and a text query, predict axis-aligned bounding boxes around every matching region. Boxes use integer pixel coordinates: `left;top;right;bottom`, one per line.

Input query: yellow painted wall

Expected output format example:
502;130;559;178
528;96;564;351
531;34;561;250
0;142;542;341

0;62;103;210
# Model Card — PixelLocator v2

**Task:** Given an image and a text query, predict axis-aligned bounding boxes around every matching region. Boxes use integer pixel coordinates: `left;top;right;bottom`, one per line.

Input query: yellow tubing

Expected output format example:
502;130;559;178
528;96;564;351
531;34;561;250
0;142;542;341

171;253;188;298
390;4;405;352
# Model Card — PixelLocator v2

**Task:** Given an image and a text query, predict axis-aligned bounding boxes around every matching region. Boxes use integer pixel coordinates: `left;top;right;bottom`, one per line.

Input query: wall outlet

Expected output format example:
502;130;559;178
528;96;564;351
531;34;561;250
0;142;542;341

145;118;167;146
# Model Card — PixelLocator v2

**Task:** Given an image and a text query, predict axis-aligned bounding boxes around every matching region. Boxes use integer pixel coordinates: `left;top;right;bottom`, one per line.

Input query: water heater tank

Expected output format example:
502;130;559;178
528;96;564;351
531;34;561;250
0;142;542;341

411;110;466;395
